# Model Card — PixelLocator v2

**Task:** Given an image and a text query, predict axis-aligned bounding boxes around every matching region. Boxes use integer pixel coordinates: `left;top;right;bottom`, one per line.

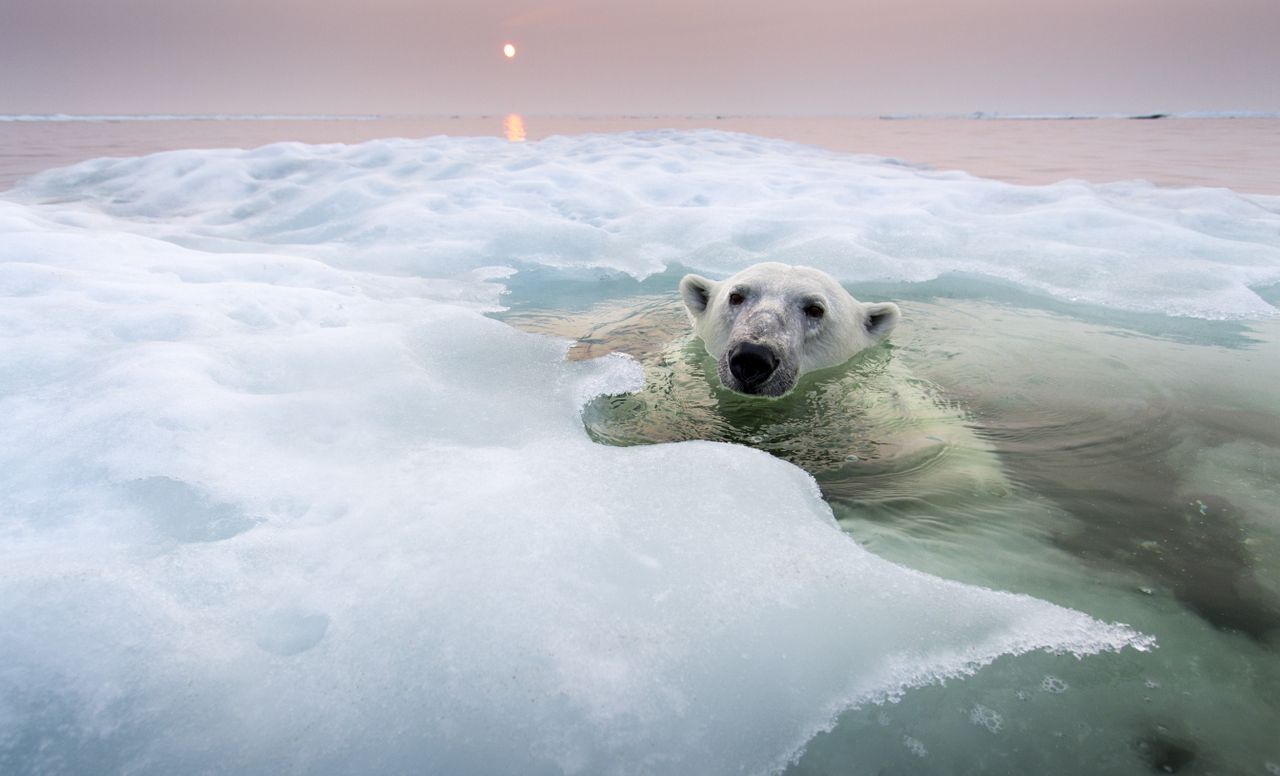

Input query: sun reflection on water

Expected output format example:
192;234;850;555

503;114;526;142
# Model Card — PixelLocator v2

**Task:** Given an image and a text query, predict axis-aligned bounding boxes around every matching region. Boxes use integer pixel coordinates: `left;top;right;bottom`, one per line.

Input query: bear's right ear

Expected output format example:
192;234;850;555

863;302;901;341
679;274;717;319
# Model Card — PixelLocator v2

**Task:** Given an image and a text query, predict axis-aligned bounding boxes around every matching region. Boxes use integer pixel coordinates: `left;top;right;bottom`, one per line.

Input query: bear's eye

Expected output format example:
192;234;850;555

804;304;825;319
728;292;745;306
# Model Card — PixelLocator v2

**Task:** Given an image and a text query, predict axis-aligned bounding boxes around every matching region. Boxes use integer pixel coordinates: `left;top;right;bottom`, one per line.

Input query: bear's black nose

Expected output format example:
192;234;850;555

728;343;779;389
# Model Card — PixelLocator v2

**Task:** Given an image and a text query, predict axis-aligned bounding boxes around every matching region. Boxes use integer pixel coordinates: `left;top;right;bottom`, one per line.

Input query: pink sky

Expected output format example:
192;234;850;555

1;0;1277;115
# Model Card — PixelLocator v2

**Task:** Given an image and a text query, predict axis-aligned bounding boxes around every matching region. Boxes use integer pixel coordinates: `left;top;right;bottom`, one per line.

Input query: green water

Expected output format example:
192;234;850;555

501;273;1280;775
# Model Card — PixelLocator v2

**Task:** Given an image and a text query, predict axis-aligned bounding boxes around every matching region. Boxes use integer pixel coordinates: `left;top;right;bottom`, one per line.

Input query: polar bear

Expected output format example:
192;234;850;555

680;263;901;397
501;276;1007;495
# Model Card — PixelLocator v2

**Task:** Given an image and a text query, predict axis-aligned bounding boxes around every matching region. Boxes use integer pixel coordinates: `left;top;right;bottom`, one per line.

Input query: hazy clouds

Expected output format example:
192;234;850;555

1;0;1277;115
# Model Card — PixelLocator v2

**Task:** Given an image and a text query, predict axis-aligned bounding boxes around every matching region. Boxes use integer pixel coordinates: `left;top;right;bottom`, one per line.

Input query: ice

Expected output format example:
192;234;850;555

9;131;1280;319
0;132;1176;774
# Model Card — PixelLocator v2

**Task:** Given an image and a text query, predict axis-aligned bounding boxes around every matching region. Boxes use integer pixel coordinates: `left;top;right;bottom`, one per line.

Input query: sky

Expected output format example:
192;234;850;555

1;0;1277;116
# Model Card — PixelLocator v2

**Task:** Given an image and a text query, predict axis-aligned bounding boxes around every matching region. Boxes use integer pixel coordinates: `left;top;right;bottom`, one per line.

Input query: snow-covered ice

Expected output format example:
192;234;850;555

5;129;1274;773
9;130;1279;319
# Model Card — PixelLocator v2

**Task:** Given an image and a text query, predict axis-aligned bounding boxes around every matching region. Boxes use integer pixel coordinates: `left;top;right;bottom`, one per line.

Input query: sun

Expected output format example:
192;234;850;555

503;43;516;59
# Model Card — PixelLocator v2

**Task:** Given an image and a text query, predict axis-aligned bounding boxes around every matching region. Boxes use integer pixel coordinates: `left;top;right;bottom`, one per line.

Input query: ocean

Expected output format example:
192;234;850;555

3;114;1279;193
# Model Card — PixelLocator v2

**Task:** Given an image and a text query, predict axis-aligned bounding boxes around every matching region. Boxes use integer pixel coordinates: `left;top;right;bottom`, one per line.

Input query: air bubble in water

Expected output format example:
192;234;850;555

1041;675;1069;694
969;703;1004;733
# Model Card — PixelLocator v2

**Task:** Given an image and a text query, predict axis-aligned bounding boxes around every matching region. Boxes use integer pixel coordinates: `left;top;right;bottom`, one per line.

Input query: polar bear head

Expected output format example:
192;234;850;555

680;263;901;397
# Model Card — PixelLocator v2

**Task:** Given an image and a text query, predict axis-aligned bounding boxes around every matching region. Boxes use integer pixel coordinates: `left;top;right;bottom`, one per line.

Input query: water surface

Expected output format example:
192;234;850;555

3;115;1279;193
504;277;1280;775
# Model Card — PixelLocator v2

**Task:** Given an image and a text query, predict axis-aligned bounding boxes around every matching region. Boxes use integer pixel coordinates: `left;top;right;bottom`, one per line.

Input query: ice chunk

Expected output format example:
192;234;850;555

10;131;1279;319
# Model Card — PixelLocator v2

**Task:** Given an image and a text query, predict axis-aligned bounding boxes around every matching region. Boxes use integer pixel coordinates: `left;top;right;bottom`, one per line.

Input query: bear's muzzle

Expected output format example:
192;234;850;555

728;342;779;392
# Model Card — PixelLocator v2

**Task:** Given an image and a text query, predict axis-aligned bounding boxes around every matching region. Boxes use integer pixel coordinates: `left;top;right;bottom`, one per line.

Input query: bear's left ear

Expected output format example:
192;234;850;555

679;274;718;320
863;302;901;341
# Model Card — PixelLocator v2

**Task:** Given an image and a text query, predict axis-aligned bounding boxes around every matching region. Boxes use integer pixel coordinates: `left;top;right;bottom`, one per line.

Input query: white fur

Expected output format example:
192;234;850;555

680;262;900;396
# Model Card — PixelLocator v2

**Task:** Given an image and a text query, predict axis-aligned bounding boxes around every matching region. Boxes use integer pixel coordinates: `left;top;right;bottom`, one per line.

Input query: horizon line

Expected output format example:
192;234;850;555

3;110;1280;123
